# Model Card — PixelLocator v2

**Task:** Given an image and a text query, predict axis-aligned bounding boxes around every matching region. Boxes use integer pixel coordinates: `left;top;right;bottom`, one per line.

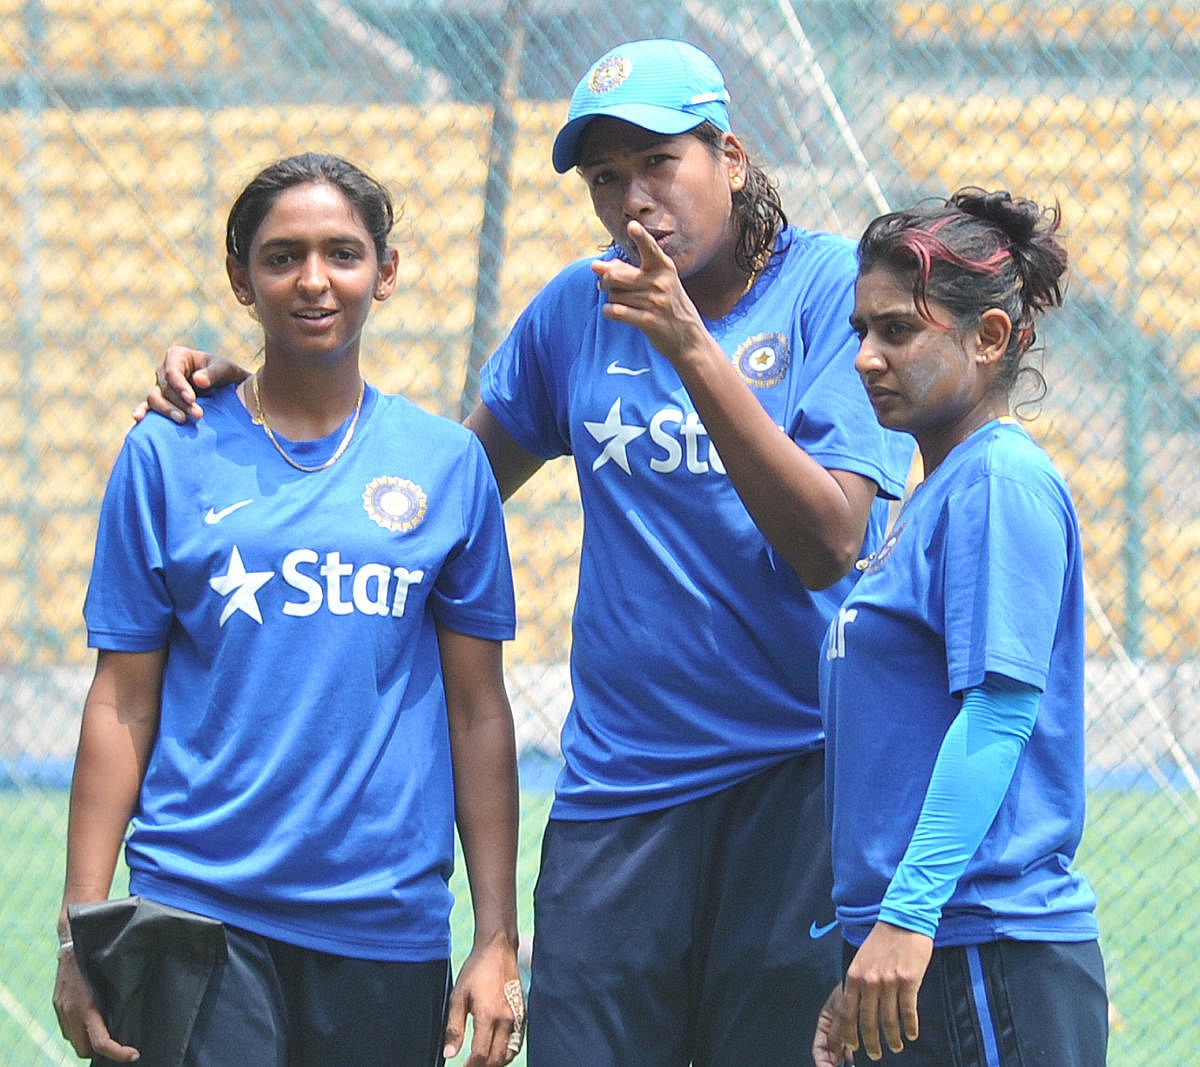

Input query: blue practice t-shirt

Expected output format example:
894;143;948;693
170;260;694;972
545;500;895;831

820;419;1098;946
84;384;515;960
482;227;913;818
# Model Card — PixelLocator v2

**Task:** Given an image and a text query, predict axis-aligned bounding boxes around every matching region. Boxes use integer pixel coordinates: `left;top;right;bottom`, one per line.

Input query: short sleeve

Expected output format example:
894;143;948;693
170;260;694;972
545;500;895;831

943;471;1070;693
480;261;595;460
83;432;174;651
429;434;516;641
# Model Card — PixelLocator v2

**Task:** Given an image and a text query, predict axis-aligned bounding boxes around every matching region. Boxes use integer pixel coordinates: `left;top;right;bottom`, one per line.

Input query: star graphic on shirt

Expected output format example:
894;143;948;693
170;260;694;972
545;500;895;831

750;347;777;371
208;546;275;626
584;397;646;474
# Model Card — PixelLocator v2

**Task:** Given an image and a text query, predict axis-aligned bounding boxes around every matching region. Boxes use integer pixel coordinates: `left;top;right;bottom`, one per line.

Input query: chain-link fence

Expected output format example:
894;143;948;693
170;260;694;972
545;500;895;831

1;1;1196;1062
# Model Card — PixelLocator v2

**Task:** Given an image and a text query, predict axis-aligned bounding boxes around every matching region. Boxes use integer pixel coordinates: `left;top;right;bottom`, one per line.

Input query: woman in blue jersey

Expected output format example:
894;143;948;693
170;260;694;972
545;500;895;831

814;189;1107;1066
54;154;524;1066
140;42;913;1065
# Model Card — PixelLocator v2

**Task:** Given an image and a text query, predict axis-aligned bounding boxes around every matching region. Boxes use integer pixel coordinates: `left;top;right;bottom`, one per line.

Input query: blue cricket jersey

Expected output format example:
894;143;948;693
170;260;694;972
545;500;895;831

482;227;913;818
84;384;515;960
820;419;1099;946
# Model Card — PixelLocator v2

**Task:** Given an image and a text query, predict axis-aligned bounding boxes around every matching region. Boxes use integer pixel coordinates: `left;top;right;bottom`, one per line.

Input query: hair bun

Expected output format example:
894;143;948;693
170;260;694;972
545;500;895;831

948;187;1066;314
950;187;1039;242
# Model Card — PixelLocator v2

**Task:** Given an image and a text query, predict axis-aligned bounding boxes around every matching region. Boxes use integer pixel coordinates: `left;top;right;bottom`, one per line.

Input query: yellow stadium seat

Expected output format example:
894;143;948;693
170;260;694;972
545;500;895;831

891;3;1158;48
37;0;235;74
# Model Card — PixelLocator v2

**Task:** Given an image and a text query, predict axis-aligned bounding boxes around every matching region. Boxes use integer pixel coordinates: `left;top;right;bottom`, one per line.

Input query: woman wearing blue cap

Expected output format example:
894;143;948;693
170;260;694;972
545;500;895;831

142;40;913;1066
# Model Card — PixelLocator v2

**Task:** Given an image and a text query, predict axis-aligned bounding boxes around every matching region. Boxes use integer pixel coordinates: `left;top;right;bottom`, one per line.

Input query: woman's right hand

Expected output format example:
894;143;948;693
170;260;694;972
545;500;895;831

132;346;249;423
53;949;141;1062
812;984;853;1066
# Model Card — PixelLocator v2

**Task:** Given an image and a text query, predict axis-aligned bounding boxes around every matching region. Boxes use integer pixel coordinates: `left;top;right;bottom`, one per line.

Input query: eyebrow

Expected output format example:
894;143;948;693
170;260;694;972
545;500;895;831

577;135;676;170
257;234;368;250
849;307;918;332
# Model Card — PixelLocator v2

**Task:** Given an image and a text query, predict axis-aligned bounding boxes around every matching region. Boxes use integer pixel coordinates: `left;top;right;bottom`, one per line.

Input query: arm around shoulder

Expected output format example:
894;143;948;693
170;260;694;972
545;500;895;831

137;346;250;424
463;403;544;502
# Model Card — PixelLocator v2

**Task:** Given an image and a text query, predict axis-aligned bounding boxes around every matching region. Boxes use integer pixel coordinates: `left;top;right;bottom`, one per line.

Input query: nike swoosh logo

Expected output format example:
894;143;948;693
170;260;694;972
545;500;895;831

606;360;649;376
204;499;254;525
809;919;838;940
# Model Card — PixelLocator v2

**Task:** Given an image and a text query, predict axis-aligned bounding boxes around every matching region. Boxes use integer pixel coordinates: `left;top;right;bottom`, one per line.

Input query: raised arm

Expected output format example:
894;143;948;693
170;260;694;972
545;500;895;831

53;647;166;1063
436;625;522;1067
133;346;251;423
593;221;878;589
463;403;545;503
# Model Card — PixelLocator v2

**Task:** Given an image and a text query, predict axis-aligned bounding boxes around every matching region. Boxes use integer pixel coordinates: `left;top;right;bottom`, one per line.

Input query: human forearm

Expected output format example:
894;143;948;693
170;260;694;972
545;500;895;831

61;650;164;922
451;712;520;946
671;339;875;587
880;675;1039;936
55;662;155;1066
62;738;143;917
439;629;519;945
439;628;522;1064
445;718;521;1065
594;223;877;587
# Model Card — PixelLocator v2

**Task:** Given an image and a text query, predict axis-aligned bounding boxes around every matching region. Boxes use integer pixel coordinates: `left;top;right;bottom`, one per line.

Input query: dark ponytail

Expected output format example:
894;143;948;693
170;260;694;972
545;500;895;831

692;121;788;275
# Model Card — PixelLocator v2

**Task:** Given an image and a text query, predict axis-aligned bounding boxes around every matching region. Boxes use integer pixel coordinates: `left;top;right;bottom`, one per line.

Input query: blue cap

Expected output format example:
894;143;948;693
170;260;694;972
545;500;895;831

552;39;732;173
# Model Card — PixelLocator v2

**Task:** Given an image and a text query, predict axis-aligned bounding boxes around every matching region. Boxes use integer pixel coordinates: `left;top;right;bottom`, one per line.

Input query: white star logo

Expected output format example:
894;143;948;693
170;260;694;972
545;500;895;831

208;546;275;626
584;398;646;474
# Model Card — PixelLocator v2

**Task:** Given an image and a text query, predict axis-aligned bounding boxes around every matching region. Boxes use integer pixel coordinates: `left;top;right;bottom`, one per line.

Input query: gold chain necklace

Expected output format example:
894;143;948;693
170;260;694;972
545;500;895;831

251;371;364;473
740;250;771;298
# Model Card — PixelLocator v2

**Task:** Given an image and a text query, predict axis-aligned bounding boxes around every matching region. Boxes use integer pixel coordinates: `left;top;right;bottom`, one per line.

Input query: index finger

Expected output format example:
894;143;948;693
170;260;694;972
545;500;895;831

85;1018;141;1063
456;1011;506;1067
624;219;673;272
160;354;201;414
469;1015;508;1067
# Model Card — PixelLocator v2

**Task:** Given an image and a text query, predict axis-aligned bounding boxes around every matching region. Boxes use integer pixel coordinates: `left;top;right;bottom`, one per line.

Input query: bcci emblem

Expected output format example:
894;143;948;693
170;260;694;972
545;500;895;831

362;476;427;533
732;332;790;389
589;55;632;93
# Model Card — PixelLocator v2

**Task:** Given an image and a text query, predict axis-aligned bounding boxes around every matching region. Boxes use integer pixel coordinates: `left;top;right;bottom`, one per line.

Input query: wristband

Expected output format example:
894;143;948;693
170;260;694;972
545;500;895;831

56;939;74;959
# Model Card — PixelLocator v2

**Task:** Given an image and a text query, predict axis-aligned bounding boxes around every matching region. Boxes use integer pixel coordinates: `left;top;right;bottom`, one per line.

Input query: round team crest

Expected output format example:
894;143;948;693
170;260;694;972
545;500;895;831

589;55;632;93
732;332;790;389
362;476;427;533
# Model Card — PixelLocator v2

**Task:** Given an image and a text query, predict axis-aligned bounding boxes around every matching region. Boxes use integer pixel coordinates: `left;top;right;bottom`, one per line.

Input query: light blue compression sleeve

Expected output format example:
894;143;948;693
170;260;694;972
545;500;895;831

877;673;1041;938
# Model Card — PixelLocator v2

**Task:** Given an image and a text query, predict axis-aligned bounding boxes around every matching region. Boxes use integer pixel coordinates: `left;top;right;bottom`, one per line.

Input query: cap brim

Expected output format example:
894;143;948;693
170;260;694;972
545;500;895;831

552;103;706;173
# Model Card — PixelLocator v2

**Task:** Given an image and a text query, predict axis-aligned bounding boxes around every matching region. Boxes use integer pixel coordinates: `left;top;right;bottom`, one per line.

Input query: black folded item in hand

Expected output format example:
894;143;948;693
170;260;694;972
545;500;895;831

68;897;227;1067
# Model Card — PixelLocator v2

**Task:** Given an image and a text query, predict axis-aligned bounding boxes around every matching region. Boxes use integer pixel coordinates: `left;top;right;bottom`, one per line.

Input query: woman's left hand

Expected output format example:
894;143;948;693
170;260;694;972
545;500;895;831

592;221;711;363
442;932;524;1065
834;921;933;1061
